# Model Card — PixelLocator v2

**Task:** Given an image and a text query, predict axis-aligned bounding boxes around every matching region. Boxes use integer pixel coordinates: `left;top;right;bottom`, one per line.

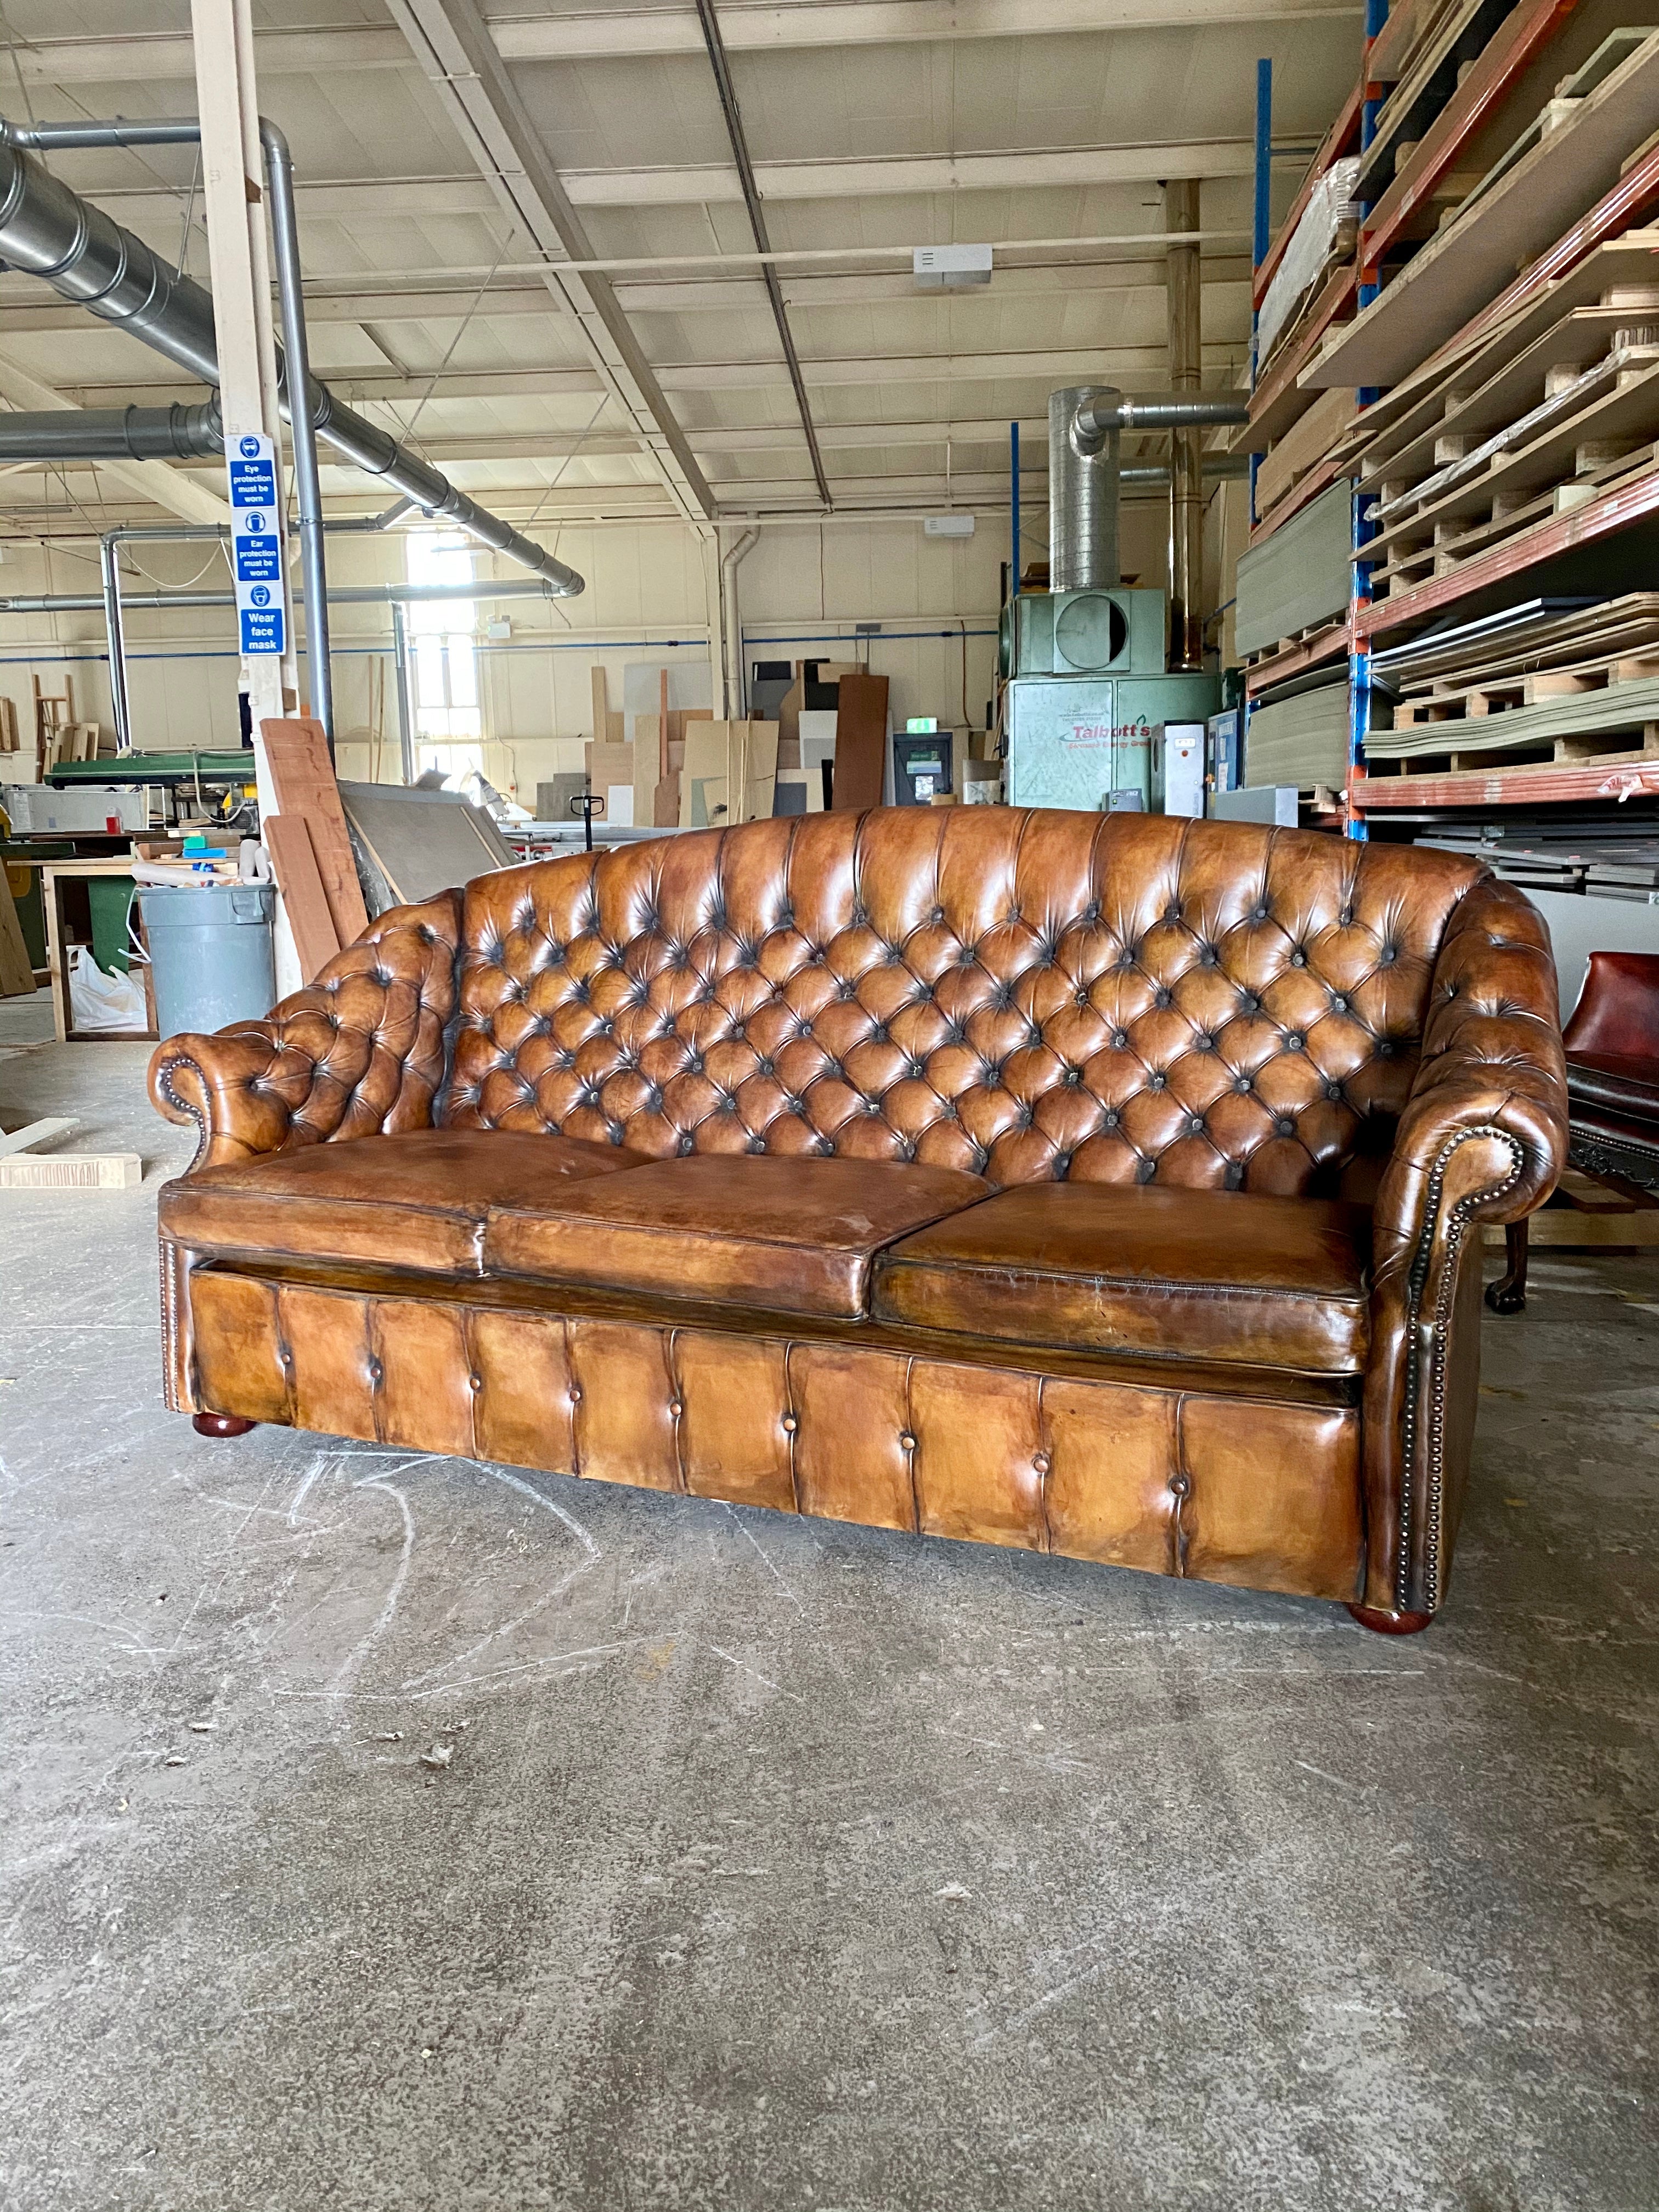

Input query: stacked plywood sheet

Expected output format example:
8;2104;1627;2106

1308;30;1659;392
1245;681;1352;789
1364;593;1659;771
1234;477;1355;659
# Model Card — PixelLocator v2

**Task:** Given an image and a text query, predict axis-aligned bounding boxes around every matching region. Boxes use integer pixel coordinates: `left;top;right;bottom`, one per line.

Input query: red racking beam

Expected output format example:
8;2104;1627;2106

1350;757;1659;808
1355;464;1659;641
1361;0;1582;276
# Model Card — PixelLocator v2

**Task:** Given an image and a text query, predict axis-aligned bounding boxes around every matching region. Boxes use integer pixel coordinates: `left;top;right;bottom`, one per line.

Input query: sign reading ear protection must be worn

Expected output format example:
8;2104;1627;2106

224;432;287;658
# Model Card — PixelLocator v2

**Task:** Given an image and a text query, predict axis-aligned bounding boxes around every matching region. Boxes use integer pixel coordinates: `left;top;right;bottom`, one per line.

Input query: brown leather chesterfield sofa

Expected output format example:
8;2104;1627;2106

149;809;1567;1635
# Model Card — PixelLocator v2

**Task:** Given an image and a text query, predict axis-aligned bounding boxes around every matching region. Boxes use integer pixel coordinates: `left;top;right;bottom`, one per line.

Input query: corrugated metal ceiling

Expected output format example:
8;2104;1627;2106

0;0;1360;523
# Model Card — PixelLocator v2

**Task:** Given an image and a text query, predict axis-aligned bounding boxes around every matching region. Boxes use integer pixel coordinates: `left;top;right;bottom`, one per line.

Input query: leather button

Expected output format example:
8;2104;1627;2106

899;1431;917;1451
469;1373;483;1393
1032;1453;1052;1477
1169;1473;1191;1497
368;1360;383;1385
668;1400;684;1418
569;1385;583;1403
782;1413;799;1435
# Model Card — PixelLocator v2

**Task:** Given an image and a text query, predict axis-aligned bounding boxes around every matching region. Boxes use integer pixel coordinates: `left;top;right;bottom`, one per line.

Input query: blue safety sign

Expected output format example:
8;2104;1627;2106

239;604;286;655
233;533;283;583
224;431;287;657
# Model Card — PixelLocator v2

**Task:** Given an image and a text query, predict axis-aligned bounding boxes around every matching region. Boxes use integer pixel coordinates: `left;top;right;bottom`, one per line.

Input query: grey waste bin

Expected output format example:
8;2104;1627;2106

138;884;276;1039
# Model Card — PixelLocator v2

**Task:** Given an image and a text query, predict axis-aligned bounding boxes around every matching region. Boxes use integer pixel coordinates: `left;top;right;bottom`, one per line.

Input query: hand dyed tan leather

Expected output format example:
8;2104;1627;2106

484;1153;991;1318
149;889;463;1170
872;1183;1371;1372
160;1127;650;1277
149;809;1568;1626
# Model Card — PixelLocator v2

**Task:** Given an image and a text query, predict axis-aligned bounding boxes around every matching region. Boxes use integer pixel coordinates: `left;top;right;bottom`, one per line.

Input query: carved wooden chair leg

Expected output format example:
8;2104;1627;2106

1347;1604;1434;1635
1484;1218;1529;1314
193;1413;258;1437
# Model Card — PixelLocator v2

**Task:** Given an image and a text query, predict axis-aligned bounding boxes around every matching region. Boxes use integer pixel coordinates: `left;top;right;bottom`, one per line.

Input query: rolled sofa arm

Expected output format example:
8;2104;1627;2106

148;888;464;1172
1363;876;1568;1615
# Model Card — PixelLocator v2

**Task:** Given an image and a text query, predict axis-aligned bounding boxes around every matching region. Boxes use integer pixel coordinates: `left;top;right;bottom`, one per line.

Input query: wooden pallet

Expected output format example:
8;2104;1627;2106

1393;651;1659;723
1372;439;1659;595
1367;349;1659;559
1368;729;1659;776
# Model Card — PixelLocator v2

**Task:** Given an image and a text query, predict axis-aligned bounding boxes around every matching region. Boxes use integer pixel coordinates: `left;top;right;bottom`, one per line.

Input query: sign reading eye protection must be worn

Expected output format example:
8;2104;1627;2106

224;432;287;657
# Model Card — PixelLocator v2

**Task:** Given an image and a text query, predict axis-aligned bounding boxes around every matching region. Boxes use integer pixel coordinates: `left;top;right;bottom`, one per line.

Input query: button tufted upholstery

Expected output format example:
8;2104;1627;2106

445;811;1479;1195
150;806;1570;1629
150;890;463;1171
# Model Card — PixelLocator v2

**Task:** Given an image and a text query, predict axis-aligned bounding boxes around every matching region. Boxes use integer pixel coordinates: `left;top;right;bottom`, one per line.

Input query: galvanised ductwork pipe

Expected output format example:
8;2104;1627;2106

1074;391;1249;442
1049;385;1122;592
0;120;585;600
0;403;221;463
1049;384;1249;592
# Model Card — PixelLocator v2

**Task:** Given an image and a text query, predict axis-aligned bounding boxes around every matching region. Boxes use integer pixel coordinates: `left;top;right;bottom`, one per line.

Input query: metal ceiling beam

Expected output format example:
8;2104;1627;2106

12;3;1365;83
54;341;1246;409
387;0;718;523
91;139;1257;229
55;340;1245;410
298;416;1249;462
0;262;1255;332
692;0;831;507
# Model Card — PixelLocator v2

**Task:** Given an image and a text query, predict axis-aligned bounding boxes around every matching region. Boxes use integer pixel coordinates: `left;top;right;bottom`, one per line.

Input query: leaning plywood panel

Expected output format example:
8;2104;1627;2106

831;673;889;811
337;784;514;909
258;718;370;950
0;868;35;997
259;815;341;985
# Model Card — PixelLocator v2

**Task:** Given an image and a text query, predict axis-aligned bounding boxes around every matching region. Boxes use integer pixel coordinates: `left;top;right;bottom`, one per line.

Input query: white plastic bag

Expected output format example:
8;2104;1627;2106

1257;155;1361;368
67;943;148;1032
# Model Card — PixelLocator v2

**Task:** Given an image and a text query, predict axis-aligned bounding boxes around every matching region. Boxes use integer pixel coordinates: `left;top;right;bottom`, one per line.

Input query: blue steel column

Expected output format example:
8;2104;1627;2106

1244;58;1272;788
1347;0;1389;842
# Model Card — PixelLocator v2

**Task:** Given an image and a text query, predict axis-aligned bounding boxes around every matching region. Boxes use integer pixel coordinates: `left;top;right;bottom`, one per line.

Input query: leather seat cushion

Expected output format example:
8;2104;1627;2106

1566;1051;1659;1129
872;1182;1372;1373
483;1154;992;1318
160;1127;651;1276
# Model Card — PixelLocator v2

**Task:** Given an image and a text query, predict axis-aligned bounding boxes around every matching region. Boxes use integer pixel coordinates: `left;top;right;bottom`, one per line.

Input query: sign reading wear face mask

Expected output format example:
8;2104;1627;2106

224;432;287;658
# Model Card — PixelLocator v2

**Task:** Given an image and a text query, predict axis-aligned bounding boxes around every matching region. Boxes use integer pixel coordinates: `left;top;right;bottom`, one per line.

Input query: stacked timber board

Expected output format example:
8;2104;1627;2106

1364;594;1659;771
1234;477;1355;660
1243;680;1352;789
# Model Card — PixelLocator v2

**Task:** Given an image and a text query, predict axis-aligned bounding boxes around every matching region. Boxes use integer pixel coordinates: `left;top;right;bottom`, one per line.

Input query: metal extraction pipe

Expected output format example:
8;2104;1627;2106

1166;178;1205;670
0;117;585;610
1048;385;1122;592
1050;383;1248;593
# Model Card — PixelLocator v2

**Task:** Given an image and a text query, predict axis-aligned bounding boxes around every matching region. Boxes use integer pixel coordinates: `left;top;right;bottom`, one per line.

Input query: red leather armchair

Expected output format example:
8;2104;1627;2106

1488;949;1659;1312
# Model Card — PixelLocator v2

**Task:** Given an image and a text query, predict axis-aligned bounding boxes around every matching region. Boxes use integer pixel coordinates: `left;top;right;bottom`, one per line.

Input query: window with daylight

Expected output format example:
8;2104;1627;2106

405;529;483;782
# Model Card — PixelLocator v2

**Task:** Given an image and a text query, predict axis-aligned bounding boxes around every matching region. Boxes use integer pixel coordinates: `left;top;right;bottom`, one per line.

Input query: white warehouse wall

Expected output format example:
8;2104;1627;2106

0;493;1187;805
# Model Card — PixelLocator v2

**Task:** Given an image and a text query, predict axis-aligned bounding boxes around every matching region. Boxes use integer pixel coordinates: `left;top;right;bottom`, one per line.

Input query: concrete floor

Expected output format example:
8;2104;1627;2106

2;997;1655;2212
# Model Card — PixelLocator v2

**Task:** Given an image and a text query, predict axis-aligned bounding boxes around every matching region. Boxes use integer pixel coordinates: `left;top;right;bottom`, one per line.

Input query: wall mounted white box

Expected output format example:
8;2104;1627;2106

913;244;992;289
923;514;975;538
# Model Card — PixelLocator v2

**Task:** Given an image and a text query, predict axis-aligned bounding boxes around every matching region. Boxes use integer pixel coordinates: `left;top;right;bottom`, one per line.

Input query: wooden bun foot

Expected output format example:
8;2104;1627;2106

192;1412;257;1438
1346;1602;1434;1637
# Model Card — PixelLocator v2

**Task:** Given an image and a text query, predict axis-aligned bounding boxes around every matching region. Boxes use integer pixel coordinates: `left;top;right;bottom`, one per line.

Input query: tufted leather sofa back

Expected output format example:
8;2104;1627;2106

445;809;1487;1194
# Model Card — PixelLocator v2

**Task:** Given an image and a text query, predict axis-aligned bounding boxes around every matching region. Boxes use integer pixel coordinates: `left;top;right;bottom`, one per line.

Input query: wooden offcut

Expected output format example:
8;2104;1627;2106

829;672;889;811
258;717;370;949
263;814;343;983
0;867;35;998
